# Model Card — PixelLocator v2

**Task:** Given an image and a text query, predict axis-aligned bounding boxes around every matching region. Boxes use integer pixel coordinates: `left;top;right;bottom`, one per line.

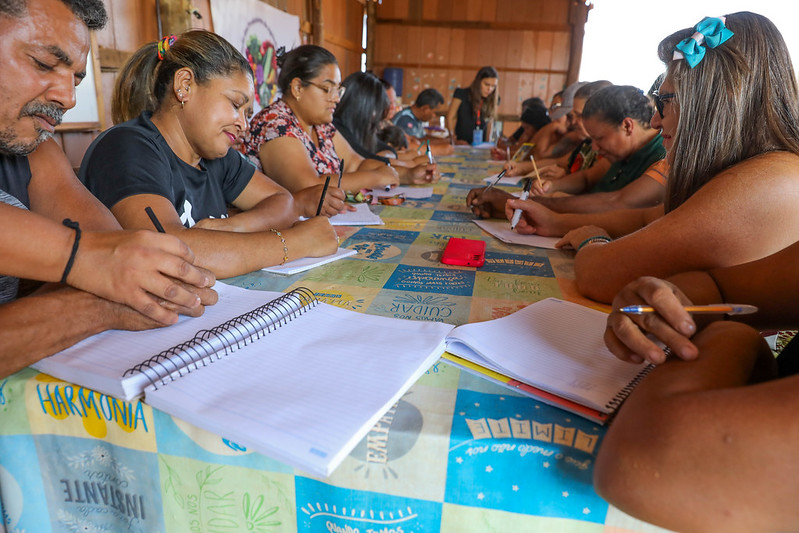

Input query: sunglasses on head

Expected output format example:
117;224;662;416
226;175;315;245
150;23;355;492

652;91;676;119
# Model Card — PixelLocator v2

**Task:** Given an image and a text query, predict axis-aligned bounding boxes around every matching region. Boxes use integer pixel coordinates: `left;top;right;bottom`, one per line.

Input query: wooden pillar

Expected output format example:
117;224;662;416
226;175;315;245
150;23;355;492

567;0;592;85
310;0;325;46
365;1;376;70
158;0;192;36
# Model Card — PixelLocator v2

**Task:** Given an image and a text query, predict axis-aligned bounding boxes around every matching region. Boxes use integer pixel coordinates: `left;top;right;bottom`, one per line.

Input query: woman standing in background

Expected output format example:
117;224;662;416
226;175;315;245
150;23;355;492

446;66;499;145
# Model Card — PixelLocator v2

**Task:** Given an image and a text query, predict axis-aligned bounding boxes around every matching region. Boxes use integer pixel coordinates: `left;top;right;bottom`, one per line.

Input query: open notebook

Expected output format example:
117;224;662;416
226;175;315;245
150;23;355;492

442;298;652;424
34;283;453;477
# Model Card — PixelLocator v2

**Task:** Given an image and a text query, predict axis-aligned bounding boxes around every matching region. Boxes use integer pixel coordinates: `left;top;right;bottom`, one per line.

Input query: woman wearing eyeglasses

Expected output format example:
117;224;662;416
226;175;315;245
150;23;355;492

242;45;397;215
80;31;339;279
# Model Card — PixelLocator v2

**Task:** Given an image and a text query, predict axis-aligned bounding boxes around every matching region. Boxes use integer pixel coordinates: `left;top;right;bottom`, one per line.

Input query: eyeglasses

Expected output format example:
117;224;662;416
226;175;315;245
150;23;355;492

652;91;675;119
306;81;346;99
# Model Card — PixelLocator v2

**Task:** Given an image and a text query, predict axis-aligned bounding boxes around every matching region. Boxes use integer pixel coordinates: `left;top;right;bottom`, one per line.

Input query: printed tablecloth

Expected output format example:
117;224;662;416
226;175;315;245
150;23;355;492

0;148;669;533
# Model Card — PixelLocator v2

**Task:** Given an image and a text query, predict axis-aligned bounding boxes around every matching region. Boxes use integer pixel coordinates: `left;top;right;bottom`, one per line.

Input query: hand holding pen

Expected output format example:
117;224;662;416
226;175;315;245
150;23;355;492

510;178;533;230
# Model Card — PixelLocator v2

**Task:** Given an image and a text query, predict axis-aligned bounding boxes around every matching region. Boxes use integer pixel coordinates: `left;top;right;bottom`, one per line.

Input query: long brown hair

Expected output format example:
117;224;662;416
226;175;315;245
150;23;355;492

659;12;799;211
468;66;499;124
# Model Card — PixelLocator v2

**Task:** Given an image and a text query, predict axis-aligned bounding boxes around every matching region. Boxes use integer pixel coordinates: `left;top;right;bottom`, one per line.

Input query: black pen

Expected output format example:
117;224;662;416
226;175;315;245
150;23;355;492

145;206;166;233
484;169;507;192
337;159;344;188
317;175;331;216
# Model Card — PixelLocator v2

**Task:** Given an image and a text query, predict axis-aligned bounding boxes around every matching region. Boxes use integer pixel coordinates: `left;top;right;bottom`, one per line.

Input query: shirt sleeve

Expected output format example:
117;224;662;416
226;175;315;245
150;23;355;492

641;159;669;186
80;126;174;209
216;148;256;203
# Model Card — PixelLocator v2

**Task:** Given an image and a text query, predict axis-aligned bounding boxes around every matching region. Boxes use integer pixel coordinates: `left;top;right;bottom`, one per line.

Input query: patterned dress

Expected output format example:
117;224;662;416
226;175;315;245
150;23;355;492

242;99;341;176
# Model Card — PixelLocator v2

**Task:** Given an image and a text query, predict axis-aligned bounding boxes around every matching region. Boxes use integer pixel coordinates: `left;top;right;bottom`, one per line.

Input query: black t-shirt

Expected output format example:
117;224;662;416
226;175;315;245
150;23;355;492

332;117;391;164
79;112;255;227
0;153;32;208
453;87;481;143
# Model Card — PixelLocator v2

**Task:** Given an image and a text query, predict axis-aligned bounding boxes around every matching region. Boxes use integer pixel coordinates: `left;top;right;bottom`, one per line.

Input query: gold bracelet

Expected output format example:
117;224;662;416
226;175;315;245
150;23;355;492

270;229;288;265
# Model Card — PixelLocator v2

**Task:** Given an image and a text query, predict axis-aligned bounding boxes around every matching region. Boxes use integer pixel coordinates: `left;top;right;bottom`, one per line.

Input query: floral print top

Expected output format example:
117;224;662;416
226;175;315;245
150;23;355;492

241;99;341;176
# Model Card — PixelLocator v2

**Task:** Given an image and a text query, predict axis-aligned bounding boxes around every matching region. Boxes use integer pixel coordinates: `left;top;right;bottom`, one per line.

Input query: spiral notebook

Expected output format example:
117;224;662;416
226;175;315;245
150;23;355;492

441;298;653;424
33;283;453;477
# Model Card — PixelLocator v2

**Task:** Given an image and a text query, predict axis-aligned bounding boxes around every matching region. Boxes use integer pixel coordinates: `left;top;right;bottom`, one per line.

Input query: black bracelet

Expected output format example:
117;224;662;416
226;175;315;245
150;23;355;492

60;218;81;283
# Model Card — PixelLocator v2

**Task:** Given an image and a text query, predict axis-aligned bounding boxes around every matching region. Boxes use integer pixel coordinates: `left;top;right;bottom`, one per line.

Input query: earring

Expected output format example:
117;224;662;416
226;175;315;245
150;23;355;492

180;99;184;109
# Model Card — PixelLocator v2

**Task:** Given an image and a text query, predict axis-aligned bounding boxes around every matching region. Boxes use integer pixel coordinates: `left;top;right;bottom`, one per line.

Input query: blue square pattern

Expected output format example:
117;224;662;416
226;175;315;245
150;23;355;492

384;265;476;296
295;476;442;532
481;252;555;277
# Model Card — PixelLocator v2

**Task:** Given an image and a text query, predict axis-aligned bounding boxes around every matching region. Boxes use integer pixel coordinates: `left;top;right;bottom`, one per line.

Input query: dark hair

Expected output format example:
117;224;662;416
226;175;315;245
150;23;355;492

276;44;338;94
469;66;499;122
333;71;387;153
522;97;545;110
574;80;612;101
112;30;252;123
377;123;408;150
0;0;106;29
520;105;550;129
657;11;799;211
582;85;653;127
415;88;444;108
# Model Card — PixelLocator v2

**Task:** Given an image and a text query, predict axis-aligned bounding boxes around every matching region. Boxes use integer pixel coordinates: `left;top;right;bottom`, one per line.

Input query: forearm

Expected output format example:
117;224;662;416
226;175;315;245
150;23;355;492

0;287;126;378
556;207;651;238
0;205;75;282
195;192;298;232
595;321;780;532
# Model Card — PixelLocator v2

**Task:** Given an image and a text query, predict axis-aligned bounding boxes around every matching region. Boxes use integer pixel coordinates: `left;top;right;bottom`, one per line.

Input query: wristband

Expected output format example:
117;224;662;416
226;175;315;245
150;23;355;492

577;235;611;252
270;229;288;265
61;218;81;283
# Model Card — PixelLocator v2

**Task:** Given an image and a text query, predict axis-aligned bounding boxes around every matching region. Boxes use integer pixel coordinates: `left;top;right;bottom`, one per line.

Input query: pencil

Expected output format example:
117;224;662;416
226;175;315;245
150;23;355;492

145;206;166;233
530;155;543;190
619;304;758;315
316;175;331;216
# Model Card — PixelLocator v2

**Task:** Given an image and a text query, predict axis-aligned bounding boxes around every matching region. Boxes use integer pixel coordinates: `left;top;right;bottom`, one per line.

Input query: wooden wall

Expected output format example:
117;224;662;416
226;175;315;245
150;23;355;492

370;0;589;135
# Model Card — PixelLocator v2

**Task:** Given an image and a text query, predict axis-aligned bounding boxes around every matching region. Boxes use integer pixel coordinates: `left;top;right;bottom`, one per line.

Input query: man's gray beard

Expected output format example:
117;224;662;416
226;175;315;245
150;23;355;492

0;101;63;156
0;128;52;156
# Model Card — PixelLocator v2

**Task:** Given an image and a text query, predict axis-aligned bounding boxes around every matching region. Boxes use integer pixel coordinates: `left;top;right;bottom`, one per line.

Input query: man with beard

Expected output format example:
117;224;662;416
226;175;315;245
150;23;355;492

0;0;217;378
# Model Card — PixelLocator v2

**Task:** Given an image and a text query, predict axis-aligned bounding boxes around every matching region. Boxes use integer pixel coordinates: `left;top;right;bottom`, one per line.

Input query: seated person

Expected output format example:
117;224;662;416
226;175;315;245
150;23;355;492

531;81;588;159
80;31;339;279
334;72;437;185
471;13;799;304
473;84;667;214
242;45;398;199
379;77;401;120
0;0;216;377
492;99;551;160
446;66;499;145
596;239;799;532
391;87;452;156
377;123;409;152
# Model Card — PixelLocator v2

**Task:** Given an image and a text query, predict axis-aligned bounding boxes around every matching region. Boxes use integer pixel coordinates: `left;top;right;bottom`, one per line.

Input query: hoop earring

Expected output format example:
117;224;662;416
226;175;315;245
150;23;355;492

180;99;185;109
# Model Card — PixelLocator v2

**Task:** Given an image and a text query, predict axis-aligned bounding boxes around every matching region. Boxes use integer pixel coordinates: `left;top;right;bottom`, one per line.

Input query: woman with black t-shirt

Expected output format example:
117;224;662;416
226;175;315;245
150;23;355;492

445;66;499;145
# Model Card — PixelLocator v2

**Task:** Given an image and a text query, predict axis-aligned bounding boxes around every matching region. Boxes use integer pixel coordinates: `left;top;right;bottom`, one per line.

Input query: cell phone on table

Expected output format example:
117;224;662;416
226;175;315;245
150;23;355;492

441;237;486;267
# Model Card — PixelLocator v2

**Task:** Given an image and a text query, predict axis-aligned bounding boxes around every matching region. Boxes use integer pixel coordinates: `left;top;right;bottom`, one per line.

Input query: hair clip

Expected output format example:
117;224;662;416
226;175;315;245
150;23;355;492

672;16;734;68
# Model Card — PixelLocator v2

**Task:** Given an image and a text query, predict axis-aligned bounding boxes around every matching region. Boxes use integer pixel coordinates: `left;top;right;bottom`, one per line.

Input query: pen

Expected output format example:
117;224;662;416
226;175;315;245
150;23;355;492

506;146;511;162
337;159;344;188
483;168;507;192
426;143;434;165
145;206;166;233
619;304;759;315
530;155;543;190
385;160;392;191
316;175;331;216
510;178;532;230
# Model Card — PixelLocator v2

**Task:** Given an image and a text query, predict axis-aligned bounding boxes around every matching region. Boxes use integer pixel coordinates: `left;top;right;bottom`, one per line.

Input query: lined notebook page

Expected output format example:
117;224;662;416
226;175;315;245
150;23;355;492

445;298;647;412
142;302;454;477
473;219;560;249
33;285;285;400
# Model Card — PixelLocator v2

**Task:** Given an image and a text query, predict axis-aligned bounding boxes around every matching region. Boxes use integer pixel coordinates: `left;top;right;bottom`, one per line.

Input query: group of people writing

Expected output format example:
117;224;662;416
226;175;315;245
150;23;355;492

2;0;798;530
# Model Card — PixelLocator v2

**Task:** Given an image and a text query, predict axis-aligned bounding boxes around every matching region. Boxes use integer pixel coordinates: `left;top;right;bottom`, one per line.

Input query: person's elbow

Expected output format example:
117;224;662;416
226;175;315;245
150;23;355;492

574;255;617;303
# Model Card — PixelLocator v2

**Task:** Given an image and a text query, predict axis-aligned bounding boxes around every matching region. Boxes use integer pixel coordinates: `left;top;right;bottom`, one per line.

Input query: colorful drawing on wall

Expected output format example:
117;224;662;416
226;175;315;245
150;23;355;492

209;0;300;114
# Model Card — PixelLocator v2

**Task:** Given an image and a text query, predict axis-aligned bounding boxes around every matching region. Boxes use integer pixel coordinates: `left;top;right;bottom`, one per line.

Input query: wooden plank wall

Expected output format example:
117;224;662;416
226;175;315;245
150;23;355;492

371;0;586;135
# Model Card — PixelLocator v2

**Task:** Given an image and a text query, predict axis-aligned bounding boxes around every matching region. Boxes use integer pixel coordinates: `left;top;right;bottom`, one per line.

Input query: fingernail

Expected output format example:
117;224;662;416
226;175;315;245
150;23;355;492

681;321;696;335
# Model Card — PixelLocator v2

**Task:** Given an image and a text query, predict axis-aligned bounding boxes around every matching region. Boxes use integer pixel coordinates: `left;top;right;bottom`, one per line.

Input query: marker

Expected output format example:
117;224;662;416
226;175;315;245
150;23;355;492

385;160;392;191
510;177;532;230
619;304;759;315
145;206;166;233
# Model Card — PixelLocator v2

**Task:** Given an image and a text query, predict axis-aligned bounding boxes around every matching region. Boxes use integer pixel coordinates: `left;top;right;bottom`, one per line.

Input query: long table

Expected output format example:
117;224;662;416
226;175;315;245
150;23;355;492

0;148;669;532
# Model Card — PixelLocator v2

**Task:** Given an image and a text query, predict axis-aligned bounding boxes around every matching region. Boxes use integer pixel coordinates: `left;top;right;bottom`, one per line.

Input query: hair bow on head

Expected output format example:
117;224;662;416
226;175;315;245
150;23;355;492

673;17;734;68
157;35;177;61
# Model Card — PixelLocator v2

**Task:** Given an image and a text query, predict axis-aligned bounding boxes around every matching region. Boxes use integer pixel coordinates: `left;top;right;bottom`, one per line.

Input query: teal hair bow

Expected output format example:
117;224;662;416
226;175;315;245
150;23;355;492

673;17;734;68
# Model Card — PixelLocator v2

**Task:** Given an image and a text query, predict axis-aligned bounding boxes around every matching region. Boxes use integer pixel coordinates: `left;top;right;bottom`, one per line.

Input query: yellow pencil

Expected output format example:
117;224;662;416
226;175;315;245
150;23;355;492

530;155;543;189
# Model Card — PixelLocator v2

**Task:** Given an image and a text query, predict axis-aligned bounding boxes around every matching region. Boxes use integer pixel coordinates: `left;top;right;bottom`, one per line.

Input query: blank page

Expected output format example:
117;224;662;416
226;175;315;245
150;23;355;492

445;298;647;412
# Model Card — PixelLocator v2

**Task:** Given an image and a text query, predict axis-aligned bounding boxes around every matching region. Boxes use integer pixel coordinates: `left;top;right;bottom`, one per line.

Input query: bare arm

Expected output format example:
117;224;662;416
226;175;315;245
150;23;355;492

536;172;666;214
573;152;799;303
594;320;799;533
0;283;217;379
111;194;338;279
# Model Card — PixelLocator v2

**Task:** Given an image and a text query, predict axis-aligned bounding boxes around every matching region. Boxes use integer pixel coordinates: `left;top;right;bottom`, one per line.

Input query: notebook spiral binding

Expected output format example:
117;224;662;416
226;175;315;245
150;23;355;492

603;363;655;413
123;287;318;389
